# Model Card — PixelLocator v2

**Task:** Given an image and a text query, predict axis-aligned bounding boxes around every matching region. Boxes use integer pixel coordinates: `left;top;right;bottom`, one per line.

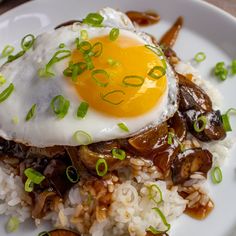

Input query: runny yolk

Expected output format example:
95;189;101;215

69;35;167;117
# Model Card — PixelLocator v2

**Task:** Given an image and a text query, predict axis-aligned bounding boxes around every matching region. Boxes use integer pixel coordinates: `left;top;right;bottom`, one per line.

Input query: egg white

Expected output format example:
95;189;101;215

0;8;178;147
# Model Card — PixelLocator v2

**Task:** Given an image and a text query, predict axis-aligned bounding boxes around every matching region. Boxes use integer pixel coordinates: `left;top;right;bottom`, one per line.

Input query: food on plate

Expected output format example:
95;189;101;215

0;7;234;236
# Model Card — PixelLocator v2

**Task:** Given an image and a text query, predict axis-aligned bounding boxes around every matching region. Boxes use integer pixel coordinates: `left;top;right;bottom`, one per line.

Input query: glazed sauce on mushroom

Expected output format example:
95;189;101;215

126;11;160;26
159;16;184;48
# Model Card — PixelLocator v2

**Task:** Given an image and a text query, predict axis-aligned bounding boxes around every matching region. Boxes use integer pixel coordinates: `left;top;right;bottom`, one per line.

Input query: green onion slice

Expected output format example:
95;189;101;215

77;101;89;118
122;75;144;87
147;208;171;234
78;41;92;54
66;166;80;183
81;30;89;40
96;159;108;177
0;74;6;86
6;216;20;233
109;28;119;41
7;51;25;63
50;95;70;119
117;122;129;132
24;178;34;192
91;42;103;57
214;62;228;81
112;148;126;160
63;62;87;81
83;13;104;27
194;52;206;63
24;167;45;184
101;90;125;105
1;45;15;58
231;59;236;75
59;43;65;48
145;45;163;56
0;83;14;103
38;231;51;236
148;66;166;79
92;69;110;87
73;130;92;145
21;34;35;51
25;104;37;121
107;58;119;66
167;132;174;145
39;50;71;78
148;184;163;205
221;108;236;132
211;166;223;184
84;53;94;70
193;115;207;132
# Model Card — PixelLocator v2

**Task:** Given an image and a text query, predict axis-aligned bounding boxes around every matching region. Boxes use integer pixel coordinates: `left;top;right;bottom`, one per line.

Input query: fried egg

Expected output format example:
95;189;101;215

0;8;178;147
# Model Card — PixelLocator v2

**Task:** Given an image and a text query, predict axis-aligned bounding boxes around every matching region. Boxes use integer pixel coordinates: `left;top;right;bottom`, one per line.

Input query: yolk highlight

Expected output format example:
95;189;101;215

70;35;167;117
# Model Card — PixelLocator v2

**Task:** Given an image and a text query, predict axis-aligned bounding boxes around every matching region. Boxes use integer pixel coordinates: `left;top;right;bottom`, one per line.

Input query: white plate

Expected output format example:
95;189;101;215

0;0;236;235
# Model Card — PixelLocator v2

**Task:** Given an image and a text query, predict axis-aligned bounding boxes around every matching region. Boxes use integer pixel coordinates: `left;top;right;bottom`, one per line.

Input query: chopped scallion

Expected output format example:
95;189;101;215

63;62;87;81
7;51;25;63
83;13;104;27
194;52;206;63
0;83;14;103
147;208;171;234
117;122;129;132
91;42;103;57
101;90;125;105
73;130;92;145
96;158;108;177
92;69;110;87
80;30;88;40
0;74;6;86
59;43;65;48
109;28;119;41
221;108;236;132
78;41;92;54
24;178;34;192
231;59;236;75
167;132;175;145
148;66;166;79
107;58;119;66
25;104;37;121
66;166;80;183
122;75;144;87
112;148;126;160
193;115;207;132
1;45;14;58
50;95;70;119
214;62;228;81
211;166;223;184
77;101;89;118
6;216;19;233
148;184;163;205
21;34;35;51
24;168;45;184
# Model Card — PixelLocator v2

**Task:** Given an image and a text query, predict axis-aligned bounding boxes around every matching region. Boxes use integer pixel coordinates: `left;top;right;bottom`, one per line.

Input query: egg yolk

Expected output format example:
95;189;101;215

69;34;167;117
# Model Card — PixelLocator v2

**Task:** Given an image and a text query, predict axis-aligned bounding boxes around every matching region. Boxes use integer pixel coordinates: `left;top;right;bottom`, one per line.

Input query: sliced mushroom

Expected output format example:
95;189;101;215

159;16;184;48
26;146;65;159
43;158;73;196
178;74;212;112
126;11;160;26
168;111;187;142
128;122;169;154
32;191;57;218
48;229;80;236
184;109;226;142
79;144;128;172
171;148;212;185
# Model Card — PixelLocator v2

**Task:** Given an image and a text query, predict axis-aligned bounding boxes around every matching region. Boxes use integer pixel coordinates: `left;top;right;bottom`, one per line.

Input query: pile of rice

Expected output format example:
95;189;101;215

0;60;233;235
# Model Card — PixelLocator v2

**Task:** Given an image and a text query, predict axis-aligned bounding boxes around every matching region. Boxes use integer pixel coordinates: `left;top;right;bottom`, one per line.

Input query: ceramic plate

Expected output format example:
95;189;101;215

0;0;236;235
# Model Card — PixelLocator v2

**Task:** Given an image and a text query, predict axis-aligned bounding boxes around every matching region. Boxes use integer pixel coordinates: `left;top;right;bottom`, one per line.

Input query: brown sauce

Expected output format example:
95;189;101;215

126;11;160;26
185;200;214;220
55;20;81;29
159;16;184;48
